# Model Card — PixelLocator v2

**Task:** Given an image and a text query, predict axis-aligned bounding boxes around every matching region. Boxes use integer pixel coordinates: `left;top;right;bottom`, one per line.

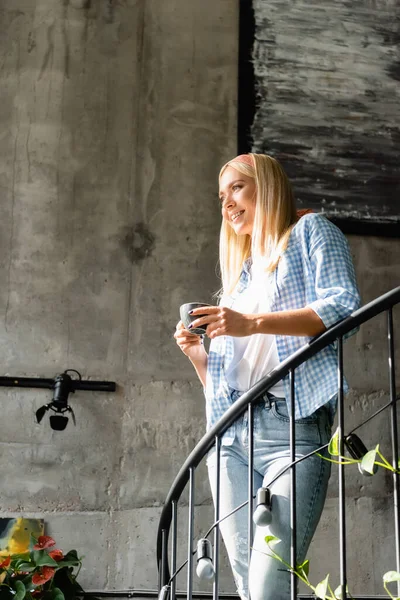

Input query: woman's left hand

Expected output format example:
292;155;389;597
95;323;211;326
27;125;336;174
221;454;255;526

188;306;254;339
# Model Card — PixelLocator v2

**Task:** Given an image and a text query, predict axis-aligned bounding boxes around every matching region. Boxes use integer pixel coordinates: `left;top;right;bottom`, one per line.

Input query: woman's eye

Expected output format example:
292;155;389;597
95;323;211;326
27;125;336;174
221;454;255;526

232;185;242;192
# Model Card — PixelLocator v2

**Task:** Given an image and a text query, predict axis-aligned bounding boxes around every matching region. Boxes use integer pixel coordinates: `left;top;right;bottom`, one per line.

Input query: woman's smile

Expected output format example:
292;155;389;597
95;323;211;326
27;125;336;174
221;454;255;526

231;210;245;222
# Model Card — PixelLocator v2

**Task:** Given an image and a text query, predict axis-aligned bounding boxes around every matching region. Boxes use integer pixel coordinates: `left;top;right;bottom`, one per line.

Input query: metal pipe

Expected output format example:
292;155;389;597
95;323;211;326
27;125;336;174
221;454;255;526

187;467;195;600
248;402;254;585
289;369;297;600
388;308;400;593
171;501;178;600
160;529;168;591
0;375;116;392
213;436;221;600
338;337;347;600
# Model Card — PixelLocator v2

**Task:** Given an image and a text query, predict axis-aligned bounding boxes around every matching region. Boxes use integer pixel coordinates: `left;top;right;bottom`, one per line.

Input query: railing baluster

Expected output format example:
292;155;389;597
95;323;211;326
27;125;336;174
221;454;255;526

171;501;178;600
213;435;221;600
289;368;297;600
338;336;347;600
388;308;400;594
248;402;254;597
160;528;168;593
187;467;195;600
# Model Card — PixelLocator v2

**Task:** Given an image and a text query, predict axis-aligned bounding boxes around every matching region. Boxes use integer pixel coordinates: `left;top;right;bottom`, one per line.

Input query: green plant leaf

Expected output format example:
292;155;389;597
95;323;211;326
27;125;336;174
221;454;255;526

315;574;329;599
50;587;65;600
19;564;35;573
264;535;280;547
297;559;310;577
361;445;379;475
328;428;340;456
62;550;79;562
53;560;78;570
14;580;26;600
56;551;81;568
14;561;35;572
334;583;349;599
10;553;31;563
384;571;400;583
32;550;58;567
52;566;82;598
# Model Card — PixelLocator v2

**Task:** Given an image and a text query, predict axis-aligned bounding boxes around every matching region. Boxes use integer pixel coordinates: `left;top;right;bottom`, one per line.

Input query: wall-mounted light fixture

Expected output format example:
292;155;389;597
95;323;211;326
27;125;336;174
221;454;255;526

253;486;272;527
196;538;215;581
157;585;170;600
345;433;378;476
0;370;116;431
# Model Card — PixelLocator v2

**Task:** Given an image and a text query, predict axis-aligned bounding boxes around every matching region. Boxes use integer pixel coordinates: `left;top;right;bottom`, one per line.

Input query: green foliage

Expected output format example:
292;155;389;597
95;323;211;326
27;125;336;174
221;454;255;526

328;428;340;456
360;445;379;475
383;570;400;600
50;588;65;600
32;550;59;568
315;574;329;599
14;580;26;600
383;571;400;583
333;583;350;599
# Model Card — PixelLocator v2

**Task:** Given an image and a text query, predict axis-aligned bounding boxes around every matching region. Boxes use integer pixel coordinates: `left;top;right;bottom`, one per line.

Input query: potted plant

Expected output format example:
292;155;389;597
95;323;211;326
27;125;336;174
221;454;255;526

0;535;98;600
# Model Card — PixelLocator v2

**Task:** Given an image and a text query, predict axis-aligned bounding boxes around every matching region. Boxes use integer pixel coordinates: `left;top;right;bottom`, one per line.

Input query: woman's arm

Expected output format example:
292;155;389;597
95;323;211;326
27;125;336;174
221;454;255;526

249;306;326;337
174;321;208;386
187;305;325;339
190;356;208;387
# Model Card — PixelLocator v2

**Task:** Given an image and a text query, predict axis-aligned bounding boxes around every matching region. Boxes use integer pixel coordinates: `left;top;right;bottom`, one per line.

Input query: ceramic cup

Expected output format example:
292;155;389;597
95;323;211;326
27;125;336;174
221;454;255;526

179;302;213;335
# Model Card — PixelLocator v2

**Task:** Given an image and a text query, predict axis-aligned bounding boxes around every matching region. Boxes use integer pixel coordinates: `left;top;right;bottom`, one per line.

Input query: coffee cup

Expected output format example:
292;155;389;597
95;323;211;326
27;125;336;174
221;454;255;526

179;302;213;335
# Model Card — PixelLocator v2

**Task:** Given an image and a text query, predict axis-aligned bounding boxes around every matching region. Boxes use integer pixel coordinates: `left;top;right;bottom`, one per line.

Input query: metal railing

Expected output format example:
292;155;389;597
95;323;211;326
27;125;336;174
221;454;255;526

157;287;400;600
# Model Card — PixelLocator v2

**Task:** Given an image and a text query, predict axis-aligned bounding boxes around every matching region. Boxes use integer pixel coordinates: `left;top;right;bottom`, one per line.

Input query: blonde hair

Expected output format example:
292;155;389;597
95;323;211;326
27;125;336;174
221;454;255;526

218;153;297;295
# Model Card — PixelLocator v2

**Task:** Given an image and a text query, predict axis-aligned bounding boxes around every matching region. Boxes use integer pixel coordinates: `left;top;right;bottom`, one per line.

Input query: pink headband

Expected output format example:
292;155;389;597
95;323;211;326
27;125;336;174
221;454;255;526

228;154;254;167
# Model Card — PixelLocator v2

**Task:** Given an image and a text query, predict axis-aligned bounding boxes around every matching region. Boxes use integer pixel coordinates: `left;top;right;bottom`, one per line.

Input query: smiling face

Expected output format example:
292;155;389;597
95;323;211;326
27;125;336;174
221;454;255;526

219;166;257;236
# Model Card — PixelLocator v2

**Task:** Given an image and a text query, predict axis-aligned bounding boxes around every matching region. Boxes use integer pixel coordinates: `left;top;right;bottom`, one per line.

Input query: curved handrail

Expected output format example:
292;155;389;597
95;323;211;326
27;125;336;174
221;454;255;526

157;286;400;583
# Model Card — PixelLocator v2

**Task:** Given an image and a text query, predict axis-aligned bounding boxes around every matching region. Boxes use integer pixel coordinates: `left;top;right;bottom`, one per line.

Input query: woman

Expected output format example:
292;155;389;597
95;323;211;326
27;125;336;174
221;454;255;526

174;153;360;600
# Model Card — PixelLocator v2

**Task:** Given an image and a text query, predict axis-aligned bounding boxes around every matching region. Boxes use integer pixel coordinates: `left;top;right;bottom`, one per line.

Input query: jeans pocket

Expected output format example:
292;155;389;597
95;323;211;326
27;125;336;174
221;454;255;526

271;401;320;425
270;402;323;447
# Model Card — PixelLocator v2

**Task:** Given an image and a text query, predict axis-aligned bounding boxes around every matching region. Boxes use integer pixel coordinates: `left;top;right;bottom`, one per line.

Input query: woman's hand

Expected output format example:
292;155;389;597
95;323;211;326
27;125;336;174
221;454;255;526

188;306;254;339
174;321;208;362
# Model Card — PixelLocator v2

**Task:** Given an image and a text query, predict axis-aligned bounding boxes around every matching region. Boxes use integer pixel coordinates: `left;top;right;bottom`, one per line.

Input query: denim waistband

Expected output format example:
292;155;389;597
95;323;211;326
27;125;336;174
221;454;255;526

262;391;286;409
230;388;286;408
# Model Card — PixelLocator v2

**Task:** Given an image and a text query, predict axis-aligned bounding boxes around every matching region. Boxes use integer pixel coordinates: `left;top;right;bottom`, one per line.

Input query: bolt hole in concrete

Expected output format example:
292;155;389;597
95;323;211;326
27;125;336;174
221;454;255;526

124;223;156;264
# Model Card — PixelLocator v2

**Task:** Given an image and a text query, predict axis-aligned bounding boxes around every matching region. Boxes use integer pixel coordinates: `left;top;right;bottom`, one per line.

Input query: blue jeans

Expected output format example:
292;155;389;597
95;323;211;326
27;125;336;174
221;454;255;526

207;394;332;600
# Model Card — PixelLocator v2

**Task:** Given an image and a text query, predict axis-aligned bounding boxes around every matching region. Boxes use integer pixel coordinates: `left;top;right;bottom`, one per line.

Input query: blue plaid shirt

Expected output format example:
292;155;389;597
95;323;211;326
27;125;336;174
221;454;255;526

205;213;360;441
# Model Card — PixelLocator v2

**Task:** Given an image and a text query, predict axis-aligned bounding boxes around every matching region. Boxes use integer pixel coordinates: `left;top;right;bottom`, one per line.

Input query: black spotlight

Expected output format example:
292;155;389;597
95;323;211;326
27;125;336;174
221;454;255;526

36;371;78;431
345;433;378;476
253;487;272;527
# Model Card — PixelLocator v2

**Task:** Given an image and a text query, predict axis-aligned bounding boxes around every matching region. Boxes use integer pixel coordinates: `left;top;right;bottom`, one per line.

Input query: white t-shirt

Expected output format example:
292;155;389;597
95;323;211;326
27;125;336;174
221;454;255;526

224;260;285;397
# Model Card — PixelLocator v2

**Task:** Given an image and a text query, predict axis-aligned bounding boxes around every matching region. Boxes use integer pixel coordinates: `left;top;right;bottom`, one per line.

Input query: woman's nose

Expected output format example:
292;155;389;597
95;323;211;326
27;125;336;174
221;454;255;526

223;196;235;209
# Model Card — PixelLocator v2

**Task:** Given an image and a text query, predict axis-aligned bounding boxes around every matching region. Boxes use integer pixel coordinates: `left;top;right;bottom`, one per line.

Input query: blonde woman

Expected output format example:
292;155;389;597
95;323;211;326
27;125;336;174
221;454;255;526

174;153;360;600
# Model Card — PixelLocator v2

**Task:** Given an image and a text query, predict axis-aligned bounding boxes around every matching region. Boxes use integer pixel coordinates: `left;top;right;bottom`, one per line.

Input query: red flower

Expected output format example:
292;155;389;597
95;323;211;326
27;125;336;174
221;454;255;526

33;536;56;550
0;556;11;569
32;566;55;585
48;549;64;562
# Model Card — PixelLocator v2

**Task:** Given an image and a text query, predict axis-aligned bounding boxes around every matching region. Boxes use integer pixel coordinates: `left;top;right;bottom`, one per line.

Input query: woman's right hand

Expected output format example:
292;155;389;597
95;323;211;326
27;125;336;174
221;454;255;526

174;321;207;363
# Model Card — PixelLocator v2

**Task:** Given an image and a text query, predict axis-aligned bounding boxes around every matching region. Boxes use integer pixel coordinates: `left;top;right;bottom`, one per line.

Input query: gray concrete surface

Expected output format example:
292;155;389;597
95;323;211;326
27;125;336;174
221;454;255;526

0;0;399;596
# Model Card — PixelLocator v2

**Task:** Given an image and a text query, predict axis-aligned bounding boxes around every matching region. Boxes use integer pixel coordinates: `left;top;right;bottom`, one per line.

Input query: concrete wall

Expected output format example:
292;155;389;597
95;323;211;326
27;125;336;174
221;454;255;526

0;0;399;597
